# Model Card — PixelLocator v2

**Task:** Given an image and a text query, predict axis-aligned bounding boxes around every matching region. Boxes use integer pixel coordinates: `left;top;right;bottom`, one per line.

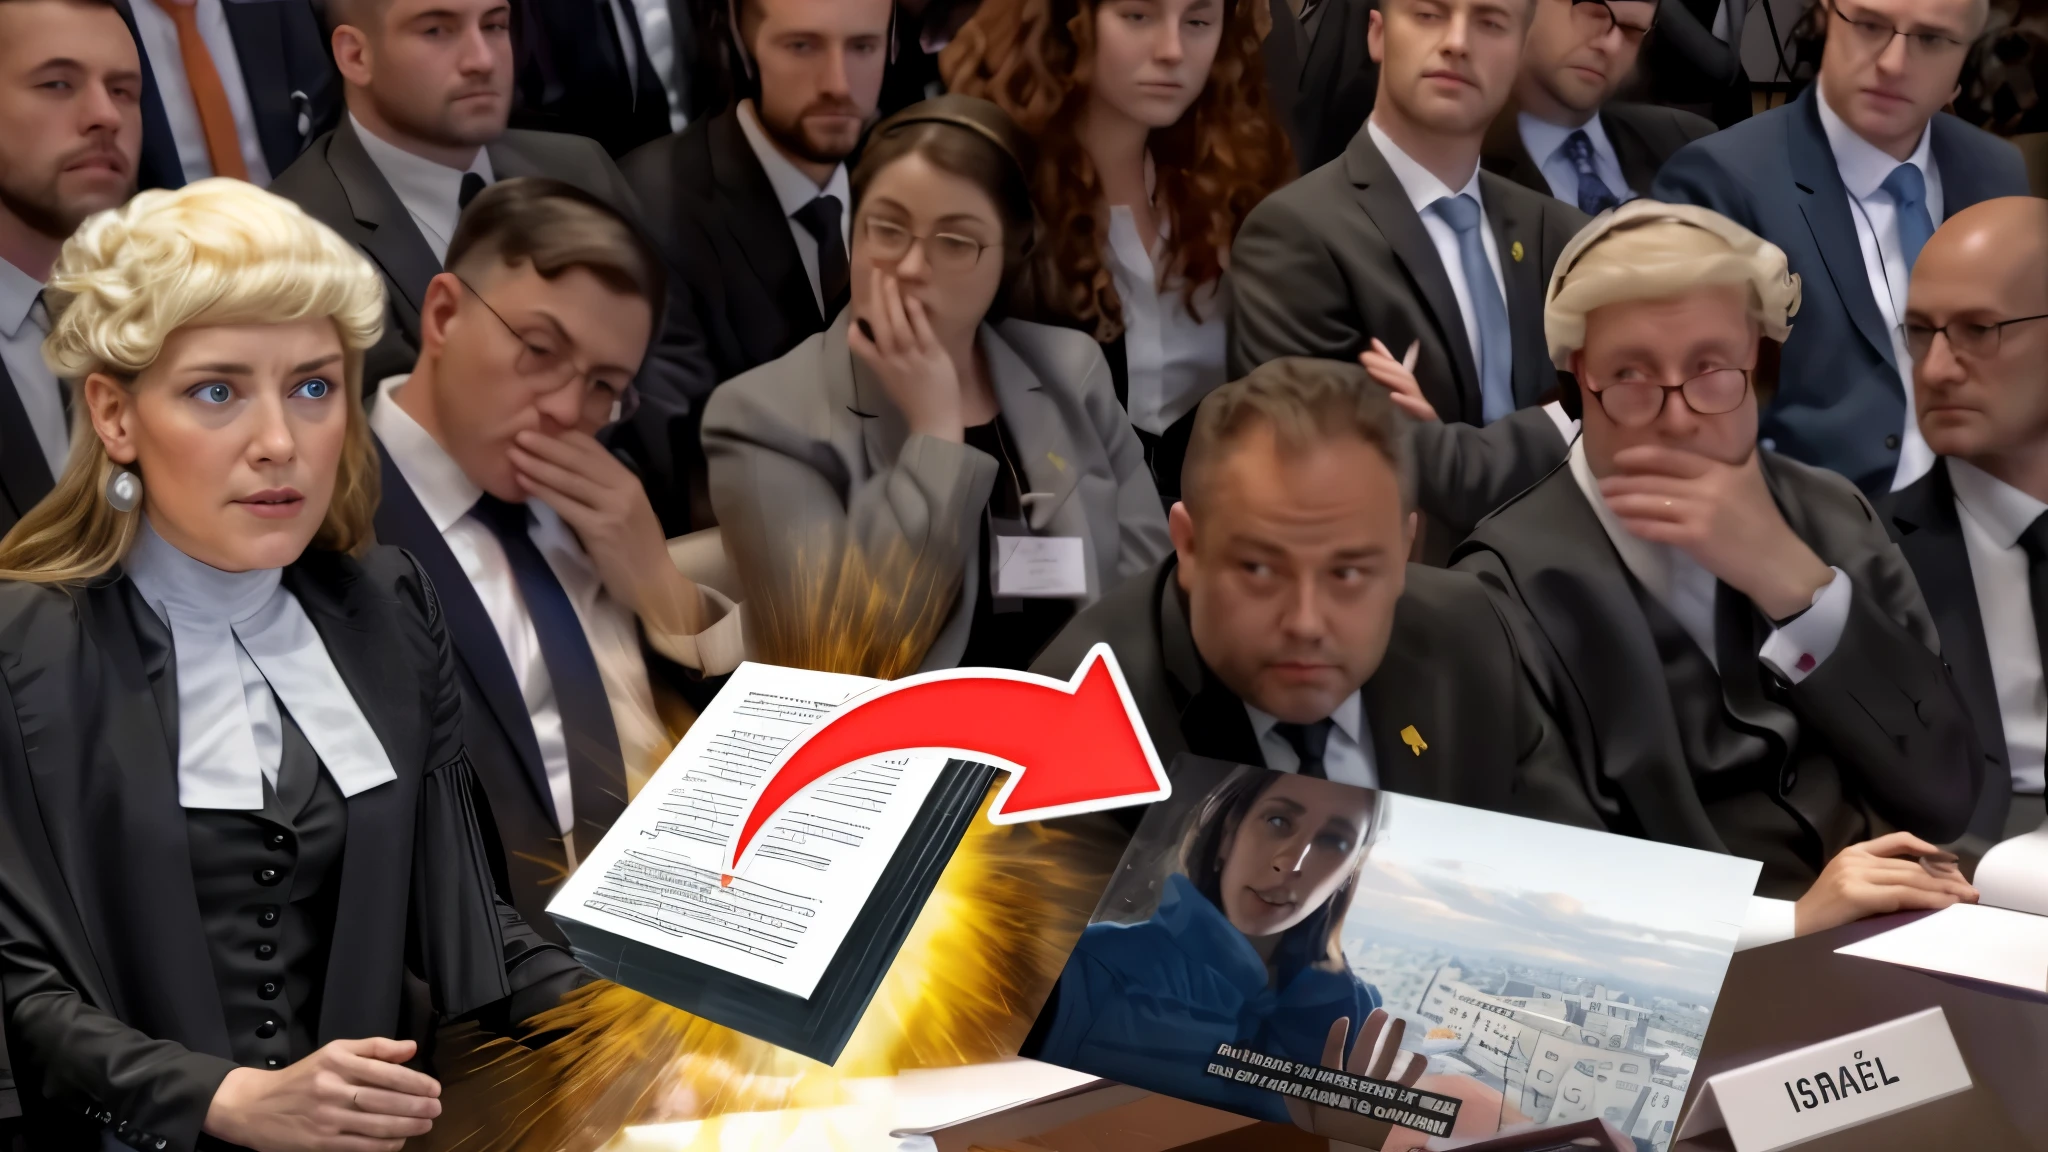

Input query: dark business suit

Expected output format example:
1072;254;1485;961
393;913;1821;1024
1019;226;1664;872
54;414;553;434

1030;557;1599;828
269;116;644;391
110;0;186;191
0;548;585;1151
0;364;55;539
1228;126;1588;550
1454;452;1983;898
1882;460;2024;845
132;0;339;181
1263;0;1377;174
1482;101;1717;200
619;104;827;532
509;0;688;157
1652;90;2030;496
1636;0;1748;127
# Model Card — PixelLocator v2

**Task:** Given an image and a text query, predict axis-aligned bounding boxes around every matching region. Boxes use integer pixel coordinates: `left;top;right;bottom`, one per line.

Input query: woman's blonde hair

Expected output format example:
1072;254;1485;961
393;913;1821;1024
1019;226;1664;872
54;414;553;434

0;178;387;584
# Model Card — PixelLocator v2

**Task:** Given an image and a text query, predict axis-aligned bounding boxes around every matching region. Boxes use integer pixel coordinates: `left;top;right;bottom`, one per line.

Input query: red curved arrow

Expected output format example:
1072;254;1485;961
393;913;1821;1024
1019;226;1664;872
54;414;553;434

722;644;1167;877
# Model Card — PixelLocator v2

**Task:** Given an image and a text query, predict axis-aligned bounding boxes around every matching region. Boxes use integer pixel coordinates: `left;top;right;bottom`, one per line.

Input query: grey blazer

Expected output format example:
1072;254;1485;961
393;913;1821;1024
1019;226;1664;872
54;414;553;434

702;312;1172;670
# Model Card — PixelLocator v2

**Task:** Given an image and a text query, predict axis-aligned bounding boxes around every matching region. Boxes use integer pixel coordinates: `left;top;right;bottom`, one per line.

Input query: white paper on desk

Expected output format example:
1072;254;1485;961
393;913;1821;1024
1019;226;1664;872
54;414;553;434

547;662;950;1000
1976;824;2048;916
1834;902;2048;993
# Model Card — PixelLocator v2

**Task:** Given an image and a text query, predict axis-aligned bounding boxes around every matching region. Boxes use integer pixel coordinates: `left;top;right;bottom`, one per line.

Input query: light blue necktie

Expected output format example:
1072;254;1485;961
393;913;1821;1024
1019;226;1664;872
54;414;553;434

1880;163;1935;271
1431;194;1515;424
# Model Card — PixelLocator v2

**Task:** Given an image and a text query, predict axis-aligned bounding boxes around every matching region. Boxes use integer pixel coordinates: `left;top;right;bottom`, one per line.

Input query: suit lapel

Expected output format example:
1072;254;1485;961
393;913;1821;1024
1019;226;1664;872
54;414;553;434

707;109;824;332
371;442;555;823
1480;107;1548;198
0;358;55;529
1482;175;1550;410
1151;563;1265;766
219;0;293;175
984;329;1086;537
1359;639;1433;798
1788;91;1898;371
1929;115;1999;214
329;119;443;331
1346;134;1484;418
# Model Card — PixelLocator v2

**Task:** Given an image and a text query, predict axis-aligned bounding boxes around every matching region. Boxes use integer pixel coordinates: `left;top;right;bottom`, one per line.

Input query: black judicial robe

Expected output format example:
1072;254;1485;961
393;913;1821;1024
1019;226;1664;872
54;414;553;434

0;546;587;1152
1453;453;1984;897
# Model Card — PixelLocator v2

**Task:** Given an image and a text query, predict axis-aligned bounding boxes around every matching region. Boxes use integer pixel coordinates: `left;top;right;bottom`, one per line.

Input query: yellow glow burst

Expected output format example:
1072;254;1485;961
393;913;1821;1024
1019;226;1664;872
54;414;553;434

419;540;1127;1151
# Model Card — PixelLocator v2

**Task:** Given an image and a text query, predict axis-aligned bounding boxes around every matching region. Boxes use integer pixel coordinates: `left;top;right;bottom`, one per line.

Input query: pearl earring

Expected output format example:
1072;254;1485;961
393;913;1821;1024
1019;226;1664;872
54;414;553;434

104;469;141;513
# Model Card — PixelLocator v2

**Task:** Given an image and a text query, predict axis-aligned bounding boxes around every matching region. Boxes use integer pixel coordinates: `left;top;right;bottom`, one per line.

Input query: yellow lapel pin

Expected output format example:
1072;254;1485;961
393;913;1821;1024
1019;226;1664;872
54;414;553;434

1400;725;1428;757
1510;241;1525;263
1047;450;1068;472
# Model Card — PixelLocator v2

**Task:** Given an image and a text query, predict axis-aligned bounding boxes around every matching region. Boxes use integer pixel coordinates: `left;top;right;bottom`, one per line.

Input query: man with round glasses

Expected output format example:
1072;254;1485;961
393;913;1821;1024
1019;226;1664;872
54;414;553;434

1484;0;1716;212
1653;0;2025;500
1886;196;2048;851
1456;202;1983;945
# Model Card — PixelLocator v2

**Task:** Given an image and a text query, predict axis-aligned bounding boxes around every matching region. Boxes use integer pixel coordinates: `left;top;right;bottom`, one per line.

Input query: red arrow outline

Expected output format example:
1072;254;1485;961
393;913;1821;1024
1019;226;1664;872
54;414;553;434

721;643;1168;877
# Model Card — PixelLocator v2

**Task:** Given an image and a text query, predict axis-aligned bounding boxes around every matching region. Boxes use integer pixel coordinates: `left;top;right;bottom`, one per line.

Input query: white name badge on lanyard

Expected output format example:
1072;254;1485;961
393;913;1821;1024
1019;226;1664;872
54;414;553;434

994;535;1087;598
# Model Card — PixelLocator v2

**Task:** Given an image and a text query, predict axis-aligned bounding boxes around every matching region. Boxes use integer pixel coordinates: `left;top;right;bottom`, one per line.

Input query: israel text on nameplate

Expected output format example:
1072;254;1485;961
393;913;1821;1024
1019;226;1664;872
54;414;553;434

1673;1006;1970;1152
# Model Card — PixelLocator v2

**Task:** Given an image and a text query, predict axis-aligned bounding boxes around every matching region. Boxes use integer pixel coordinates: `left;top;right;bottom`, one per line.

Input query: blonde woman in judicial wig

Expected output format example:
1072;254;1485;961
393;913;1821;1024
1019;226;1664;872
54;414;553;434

1453;201;1985;939
0;179;590;1152
702;96;1172;673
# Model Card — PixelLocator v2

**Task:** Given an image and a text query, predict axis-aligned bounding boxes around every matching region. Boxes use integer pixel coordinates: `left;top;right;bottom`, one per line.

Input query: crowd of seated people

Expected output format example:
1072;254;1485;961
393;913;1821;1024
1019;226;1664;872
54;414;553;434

1;0;2044;1144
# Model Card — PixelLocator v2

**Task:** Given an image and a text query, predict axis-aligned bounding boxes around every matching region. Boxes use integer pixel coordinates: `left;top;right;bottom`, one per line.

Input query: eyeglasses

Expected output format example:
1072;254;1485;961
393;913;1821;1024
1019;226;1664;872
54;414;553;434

1905;313;2048;360
1589;367;1751;427
859;216;991;273
1570;0;1656;45
454;275;639;427
1824;0;1970;60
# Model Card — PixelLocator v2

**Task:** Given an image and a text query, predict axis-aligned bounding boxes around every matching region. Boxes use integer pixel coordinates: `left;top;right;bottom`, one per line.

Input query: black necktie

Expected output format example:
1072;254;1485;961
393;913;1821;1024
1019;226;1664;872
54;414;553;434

2017;514;2048;721
793;194;850;318
1273;719;1334;779
459;172;487;212
471;494;628;845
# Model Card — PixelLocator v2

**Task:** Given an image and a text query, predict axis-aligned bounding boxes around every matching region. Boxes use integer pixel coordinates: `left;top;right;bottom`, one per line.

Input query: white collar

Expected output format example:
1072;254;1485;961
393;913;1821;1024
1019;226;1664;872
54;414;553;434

1568;435;1680;595
123;519;397;809
1368;116;1484;215
1517;109;1616;170
349;112;495;250
370;374;483;534
736;99;852;222
1815;90;1934;201
0;257;42;341
1244;691;1367;749
1948;457;2048;550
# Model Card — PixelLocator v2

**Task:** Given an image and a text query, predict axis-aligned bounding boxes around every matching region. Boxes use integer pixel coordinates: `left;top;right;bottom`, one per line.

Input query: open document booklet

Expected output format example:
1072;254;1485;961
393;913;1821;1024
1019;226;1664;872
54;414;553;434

1832;822;2048;996
1022;756;1761;1152
547;661;996;1062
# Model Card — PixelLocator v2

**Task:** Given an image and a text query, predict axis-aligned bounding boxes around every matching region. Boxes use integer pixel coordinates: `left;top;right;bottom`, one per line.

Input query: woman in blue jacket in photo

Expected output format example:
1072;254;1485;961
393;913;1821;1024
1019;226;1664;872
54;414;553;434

1031;766;1387;1121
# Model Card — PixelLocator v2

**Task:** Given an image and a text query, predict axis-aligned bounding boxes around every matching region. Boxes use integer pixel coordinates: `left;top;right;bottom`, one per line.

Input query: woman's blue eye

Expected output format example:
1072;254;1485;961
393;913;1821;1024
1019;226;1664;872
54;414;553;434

293;378;332;400
195;383;232;404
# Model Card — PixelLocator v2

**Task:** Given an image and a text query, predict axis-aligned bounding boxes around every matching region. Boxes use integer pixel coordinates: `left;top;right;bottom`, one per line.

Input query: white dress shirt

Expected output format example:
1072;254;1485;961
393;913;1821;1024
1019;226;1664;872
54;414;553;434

1518;111;1632;206
1948;459;2048;796
351;114;495;266
130;0;273;185
1104;205;1227;435
1367;118;1507;376
1815;92;1941;493
0;259;67;477
737;100;851;319
1244;693;1376;790
370;375;742;843
1568;438;1853;685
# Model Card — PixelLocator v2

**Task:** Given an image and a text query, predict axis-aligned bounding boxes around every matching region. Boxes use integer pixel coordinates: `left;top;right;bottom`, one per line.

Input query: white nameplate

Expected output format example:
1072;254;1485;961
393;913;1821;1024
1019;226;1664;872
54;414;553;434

994;535;1087;598
1674;1007;1970;1152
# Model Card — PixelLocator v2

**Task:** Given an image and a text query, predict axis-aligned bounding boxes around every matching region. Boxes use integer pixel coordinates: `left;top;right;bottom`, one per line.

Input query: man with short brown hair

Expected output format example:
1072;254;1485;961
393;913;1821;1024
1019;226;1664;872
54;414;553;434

1033;357;1590;824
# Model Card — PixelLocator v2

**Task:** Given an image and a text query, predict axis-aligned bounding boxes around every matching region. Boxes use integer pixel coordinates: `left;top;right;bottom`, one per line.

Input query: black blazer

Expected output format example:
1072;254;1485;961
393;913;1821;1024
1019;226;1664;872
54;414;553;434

1028;557;1600;828
0;547;584;1151
618;104;826;531
1481;101;1718;200
1882;460;2014;843
110;0;186;191
509;0;683;157
1454;452;1983;896
1263;0;1378;173
0;361;56;539
132;0;339;181
269;117;645;391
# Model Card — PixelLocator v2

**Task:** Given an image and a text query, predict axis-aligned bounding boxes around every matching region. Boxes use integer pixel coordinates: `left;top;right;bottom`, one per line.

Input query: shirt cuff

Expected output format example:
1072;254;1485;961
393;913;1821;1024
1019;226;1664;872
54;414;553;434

1541;400;1580;445
1758;567;1852;684
1737;895;1799;950
644;586;747;676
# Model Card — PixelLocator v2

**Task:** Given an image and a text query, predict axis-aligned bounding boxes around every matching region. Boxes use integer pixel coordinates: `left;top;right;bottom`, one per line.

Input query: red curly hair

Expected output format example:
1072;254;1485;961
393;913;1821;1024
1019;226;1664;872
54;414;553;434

941;0;1294;342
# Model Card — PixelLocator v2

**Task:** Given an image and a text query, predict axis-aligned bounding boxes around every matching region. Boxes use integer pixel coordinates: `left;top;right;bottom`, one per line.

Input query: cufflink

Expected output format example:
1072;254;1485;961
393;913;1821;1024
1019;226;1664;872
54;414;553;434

1795;653;1816;673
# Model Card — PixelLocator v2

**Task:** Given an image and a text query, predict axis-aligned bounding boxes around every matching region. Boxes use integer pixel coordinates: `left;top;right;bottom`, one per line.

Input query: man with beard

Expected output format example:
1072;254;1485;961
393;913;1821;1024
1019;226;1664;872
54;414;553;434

0;0;143;535
270;0;642;390
619;0;894;532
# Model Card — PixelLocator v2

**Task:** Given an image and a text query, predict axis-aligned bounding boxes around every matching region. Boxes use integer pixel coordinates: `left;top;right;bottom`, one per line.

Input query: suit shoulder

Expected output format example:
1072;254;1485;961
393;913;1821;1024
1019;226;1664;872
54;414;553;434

1932;114;2029;186
1763;450;1882;526
1392;564;1506;639
701;328;837;436
619;123;708;190
1606;101;1718;144
294;545;433;623
993;319;1112;390
1031;561;1167;678
0;579;86;651
499;128;612;169
268;130;343;201
1244;157;1348;228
